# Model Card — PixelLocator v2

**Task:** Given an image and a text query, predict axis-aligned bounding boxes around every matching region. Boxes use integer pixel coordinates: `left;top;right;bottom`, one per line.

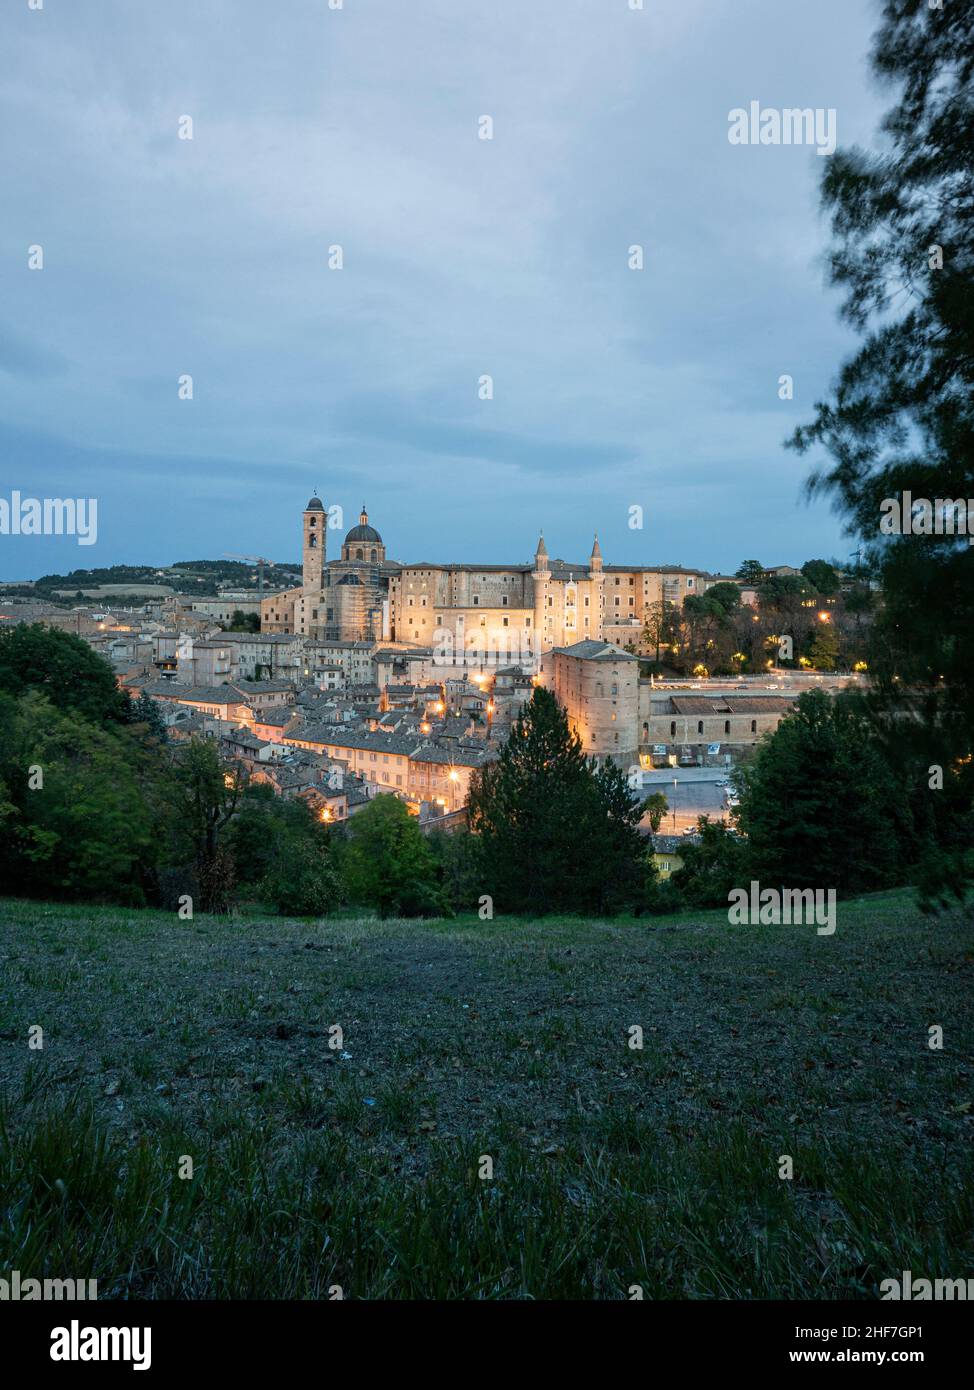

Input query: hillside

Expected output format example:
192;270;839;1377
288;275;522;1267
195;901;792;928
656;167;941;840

1;893;971;1299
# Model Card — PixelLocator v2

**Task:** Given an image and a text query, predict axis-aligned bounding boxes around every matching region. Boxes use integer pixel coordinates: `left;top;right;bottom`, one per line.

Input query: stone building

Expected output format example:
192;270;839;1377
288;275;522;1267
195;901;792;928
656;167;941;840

261;498;397;642
388;533;713;672
638;691;797;759
260;495;716;663
536;639;641;763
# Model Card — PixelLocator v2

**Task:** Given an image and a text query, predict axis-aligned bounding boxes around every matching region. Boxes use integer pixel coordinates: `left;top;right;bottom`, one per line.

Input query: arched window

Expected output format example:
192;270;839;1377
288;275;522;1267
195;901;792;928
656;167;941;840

371;549;377;562
309;535;317;549
751;719;757;734
356;548;363;560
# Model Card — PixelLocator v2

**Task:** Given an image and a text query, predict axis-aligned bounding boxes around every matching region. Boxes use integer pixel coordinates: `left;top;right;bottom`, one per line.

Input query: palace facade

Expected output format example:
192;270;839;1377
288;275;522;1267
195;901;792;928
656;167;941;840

260;495;718;664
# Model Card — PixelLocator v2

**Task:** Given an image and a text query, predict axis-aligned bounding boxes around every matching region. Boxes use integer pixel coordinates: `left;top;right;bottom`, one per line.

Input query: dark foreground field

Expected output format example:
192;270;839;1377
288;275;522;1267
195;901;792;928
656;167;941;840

1;892;971;1299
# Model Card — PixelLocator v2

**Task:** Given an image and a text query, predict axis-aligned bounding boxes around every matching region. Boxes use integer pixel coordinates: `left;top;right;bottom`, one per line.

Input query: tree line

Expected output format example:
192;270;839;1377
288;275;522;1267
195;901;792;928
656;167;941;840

1;624;967;921
640;559;874;678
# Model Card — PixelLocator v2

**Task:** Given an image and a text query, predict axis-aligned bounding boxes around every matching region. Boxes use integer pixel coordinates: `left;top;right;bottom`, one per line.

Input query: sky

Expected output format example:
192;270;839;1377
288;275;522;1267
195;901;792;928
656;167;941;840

0;0;891;581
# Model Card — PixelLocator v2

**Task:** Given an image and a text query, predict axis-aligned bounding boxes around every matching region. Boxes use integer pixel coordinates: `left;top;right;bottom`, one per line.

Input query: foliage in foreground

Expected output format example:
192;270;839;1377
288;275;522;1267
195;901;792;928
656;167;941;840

2;1094;969;1300
789;0;974;896
468;687;647;916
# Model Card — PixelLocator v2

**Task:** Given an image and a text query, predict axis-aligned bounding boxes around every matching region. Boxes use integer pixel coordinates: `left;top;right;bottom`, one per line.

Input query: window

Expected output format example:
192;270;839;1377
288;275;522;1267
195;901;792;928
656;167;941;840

670;721;676;736
751;719;757;733
724;720;730;735
697;721;704;734
473;595;479;605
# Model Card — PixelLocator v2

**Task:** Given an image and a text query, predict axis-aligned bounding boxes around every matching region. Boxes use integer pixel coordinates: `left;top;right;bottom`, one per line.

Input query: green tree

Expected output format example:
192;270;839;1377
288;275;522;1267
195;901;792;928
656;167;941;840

801;559;840;596
667;818;750;910
584;759;649;913
223;609;261;634
644;791;668;833
0;624;129;726
642;599;670;664
788;2;974;894
164;738;244;912
704;582;742;614
735;560;765;584
735;689;921;897
128;690;168;741
0;693;158;903
468;687;647;915
261;834;344;917
426;827;483;914
342;795;445;918
809;624;840;672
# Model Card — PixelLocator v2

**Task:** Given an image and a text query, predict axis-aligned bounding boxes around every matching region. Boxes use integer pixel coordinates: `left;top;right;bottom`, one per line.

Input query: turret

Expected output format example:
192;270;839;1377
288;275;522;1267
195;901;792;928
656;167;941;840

532;532;550;662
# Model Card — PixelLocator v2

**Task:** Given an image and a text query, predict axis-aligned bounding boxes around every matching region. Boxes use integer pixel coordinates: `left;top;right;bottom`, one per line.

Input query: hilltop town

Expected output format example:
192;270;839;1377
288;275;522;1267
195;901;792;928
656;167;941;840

0;495;868;839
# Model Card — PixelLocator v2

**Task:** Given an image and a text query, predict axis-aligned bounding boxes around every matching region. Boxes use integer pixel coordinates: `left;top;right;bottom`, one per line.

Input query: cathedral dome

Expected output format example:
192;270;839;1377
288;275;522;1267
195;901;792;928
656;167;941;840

306;496;325;511
344;505;381;545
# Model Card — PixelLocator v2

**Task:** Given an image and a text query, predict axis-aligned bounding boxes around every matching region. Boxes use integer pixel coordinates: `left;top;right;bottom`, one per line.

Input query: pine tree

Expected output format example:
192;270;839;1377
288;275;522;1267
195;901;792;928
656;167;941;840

468;687;646;915
735;690;922;897
788;1;974;890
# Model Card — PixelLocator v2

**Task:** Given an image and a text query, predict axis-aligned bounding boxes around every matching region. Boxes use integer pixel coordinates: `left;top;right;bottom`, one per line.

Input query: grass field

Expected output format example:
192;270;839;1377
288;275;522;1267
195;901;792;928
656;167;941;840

1;891;971;1299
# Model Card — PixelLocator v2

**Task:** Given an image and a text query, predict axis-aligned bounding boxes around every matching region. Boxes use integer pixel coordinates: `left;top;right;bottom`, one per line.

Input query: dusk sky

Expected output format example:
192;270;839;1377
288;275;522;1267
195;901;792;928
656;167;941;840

1;0;889;580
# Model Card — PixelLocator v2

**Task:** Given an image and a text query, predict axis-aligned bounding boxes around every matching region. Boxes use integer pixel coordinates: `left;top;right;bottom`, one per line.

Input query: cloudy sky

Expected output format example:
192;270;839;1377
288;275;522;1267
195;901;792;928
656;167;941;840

1;0;889;580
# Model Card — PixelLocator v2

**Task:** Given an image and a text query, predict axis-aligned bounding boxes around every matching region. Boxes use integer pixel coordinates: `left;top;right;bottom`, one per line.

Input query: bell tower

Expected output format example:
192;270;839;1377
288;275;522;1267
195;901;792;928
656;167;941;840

302;494;326;594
